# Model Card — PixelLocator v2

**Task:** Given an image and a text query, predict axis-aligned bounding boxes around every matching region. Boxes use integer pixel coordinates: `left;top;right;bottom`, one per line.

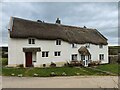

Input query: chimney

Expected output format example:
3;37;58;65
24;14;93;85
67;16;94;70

83;26;86;28
37;20;42;23
56;18;61;24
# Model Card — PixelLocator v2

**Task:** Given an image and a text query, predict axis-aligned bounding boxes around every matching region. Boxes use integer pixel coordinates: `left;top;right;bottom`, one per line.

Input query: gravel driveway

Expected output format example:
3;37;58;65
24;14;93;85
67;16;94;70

2;76;119;88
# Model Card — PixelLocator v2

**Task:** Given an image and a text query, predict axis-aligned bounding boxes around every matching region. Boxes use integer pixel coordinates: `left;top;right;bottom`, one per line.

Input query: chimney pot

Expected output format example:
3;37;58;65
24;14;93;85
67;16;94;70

56;18;61;24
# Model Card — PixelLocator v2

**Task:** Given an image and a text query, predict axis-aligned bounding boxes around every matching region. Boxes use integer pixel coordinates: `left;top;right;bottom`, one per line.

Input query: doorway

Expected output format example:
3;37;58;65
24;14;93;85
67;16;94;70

25;52;32;67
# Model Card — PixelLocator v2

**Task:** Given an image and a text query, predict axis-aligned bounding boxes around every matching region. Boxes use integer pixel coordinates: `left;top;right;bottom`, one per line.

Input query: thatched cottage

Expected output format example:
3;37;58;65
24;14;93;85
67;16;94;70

8;17;108;67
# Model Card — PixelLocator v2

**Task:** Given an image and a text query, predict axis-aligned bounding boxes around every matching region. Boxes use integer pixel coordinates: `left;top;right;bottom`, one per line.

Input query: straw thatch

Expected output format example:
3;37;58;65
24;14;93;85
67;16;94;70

9;17;108;45
78;46;91;55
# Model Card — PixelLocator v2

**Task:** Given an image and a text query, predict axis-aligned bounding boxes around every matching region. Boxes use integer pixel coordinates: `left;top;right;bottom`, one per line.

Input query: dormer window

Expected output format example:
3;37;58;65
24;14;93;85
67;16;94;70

99;45;103;48
28;38;35;44
56;39;61;45
72;43;77;48
86;43;90;48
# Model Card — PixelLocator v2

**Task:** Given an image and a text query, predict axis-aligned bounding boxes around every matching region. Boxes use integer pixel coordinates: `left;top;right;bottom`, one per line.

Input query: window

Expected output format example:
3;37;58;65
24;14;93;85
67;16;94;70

72;54;77;60
88;55;91;60
99;45;103;48
56;40;61;45
28;38;35;44
81;55;85;60
42;51;49;57
99;54;104;60
72;43;77;48
54;51;61;56
86;43;90;48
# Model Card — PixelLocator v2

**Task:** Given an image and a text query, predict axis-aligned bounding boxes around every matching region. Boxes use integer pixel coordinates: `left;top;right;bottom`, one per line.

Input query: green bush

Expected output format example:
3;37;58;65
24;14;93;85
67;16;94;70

2;58;8;66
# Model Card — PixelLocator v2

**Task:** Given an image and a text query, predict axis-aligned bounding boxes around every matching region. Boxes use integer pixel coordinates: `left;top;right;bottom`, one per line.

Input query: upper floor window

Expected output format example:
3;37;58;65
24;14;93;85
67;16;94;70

99;45;103;48
99;54;104;60
54;51;61;56
56;39;61;45
42;51;49;57
72;43;77;48
86;43;90;48
28;38;35;44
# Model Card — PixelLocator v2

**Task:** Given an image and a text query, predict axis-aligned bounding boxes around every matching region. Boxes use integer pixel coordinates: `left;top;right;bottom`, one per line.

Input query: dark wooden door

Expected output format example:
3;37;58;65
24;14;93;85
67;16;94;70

25;52;32;67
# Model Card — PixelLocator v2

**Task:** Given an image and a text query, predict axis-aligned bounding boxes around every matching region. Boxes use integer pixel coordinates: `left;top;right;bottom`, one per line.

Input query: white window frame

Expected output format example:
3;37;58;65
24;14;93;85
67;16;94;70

99;54;104;60
54;51;61;56
99;45;103;48
56;39;61;45
86;43;90;48
42;51;49;57
72;43;77;48
72;54;77;60
28;38;35;44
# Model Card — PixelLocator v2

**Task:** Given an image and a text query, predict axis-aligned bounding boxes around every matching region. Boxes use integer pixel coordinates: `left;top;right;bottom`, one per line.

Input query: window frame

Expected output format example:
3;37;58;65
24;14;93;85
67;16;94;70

72;54;77;60
99;54;104;60
99;45;103;48
72;43;77;48
54;51;61;56
56;39;61;45
42;51;49;57
85;43;90;48
28;38;35;44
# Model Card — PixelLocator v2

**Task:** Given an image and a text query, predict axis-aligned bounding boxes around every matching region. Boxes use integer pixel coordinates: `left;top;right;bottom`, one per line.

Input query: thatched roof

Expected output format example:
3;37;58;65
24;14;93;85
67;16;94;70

9;17;108;45
78;46;91;55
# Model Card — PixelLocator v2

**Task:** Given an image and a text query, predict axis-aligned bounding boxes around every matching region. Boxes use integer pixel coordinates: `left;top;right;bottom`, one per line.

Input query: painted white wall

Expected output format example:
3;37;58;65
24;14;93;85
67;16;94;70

8;36;108;67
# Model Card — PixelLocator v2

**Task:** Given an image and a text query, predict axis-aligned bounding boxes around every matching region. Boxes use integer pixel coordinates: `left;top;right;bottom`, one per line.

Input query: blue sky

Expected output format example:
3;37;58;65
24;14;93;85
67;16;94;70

1;2;118;46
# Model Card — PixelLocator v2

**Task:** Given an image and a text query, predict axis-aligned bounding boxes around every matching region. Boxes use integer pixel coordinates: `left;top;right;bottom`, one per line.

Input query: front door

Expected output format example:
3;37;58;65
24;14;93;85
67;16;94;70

25;52;32;67
81;55;88;66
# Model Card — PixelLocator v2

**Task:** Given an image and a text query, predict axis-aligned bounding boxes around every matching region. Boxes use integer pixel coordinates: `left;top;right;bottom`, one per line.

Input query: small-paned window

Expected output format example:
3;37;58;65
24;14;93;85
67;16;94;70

54;51;61;56
99;54;104;60
72;43;77;48
86;43;90;48
42;51;49;57
99;45;103;48
56;40;61;45
28;38;35;44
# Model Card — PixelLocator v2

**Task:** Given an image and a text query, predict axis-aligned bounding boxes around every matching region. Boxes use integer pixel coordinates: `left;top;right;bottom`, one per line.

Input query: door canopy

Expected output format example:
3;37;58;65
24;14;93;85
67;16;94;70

23;47;41;52
78;46;91;55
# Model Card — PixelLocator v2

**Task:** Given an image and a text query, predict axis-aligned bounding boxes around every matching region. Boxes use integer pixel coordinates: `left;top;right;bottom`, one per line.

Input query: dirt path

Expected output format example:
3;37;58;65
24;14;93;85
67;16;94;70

2;76;119;88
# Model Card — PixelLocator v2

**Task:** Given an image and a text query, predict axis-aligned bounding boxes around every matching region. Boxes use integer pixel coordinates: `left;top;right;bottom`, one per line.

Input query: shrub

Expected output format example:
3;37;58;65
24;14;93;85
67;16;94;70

2;58;8;66
69;60;83;67
50;62;56;67
88;61;101;67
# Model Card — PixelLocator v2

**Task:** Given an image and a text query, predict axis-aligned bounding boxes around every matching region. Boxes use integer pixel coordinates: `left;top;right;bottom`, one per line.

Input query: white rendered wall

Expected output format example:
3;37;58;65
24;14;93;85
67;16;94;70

8;36;108;67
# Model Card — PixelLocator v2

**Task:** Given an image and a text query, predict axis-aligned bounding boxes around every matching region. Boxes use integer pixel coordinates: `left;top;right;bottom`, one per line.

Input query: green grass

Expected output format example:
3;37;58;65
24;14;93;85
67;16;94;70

94;64;120;74
2;65;118;77
1;57;119;77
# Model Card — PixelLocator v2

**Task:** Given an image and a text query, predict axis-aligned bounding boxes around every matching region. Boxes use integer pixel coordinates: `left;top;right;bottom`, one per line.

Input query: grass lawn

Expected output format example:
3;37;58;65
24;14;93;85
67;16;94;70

94;63;120;74
2;64;119;77
1;58;119;77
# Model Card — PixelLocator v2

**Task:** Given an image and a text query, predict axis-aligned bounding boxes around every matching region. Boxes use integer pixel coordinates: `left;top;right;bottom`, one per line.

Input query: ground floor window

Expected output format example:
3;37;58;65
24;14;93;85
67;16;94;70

81;55;85;60
54;51;61;56
72;54;77;60
99;54;104;60
42;51;49;57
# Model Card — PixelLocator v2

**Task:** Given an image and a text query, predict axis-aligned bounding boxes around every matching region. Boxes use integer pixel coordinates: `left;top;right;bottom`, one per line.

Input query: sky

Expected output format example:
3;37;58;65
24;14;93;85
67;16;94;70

1;2;118;46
